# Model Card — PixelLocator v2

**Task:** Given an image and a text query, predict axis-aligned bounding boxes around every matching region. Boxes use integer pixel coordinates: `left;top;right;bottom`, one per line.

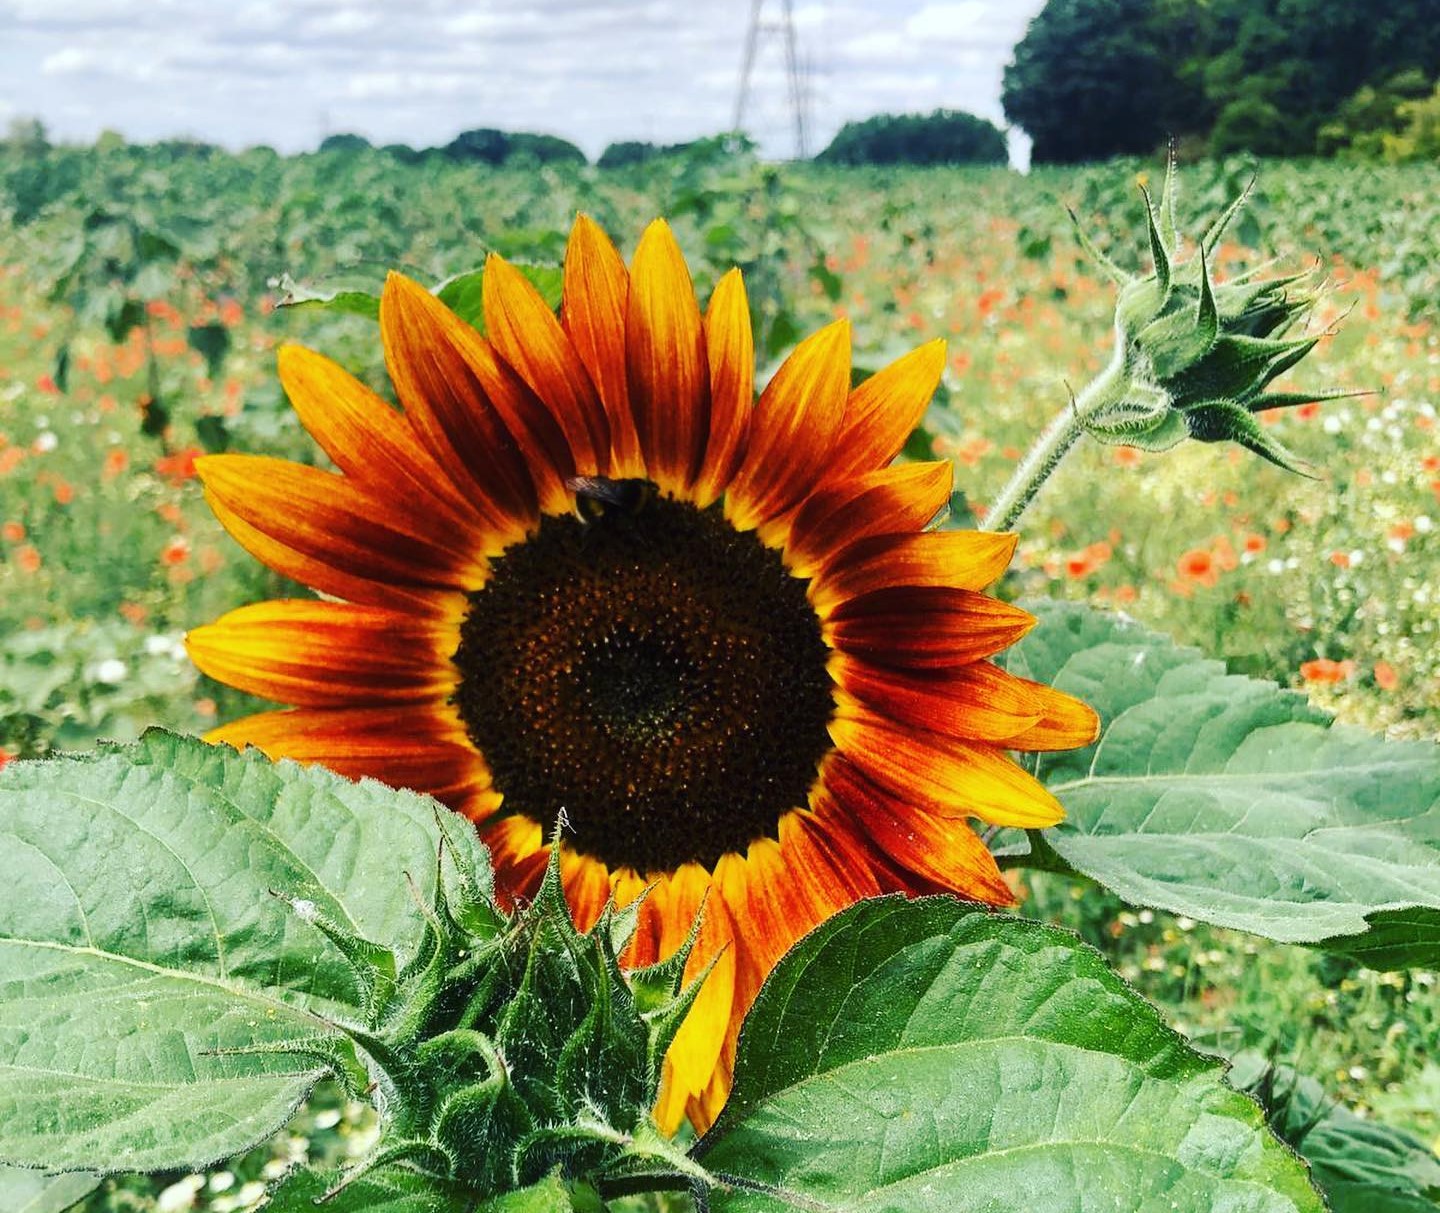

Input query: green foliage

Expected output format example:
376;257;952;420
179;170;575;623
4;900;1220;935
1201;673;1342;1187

1231;1052;1440;1212
1209;96;1296;157
1004;0;1440;161
318;133;374;155
0;1168;100;1213
1002;0;1207;163
1004;601;1440;967
0;734;703;1204
1316;70;1432;158
698;897;1322;1212
815;109;1008;167
444;128;587;166
1384;82;1440;162
597;141;662;169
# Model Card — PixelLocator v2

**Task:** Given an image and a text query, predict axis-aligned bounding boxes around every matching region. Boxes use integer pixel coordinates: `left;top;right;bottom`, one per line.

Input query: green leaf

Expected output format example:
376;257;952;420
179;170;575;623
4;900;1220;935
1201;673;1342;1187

1230;1052;1440;1213
264;1159;578;1210
0;1167;100;1213
265;1166;477;1213
272;273;381;319
0;731;458;1173
1003;602;1440;967
696;897;1321;1213
434;268;487;329
273;264;562;332
187;321;231;378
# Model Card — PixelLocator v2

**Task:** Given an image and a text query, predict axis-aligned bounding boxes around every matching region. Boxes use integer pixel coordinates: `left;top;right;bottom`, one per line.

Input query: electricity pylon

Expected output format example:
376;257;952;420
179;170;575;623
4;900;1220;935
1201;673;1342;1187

733;0;810;159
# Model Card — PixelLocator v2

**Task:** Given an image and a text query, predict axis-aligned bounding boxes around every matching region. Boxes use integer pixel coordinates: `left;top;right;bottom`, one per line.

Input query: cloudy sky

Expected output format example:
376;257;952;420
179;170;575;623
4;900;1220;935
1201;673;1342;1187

0;0;1045;160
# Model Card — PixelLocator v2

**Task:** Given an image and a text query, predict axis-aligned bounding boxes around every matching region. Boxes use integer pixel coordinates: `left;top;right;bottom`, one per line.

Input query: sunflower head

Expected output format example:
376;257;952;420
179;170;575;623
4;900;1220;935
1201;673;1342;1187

187;214;1098;1132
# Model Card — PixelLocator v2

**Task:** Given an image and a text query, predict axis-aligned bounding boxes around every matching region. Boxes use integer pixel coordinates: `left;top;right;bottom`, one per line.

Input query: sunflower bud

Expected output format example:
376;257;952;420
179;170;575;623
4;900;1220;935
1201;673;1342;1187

1070;160;1349;473
259;829;709;1201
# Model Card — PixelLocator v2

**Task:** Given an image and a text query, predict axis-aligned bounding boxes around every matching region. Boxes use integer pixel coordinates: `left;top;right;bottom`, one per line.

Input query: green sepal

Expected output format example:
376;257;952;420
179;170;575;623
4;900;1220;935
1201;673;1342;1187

1066;205;1130;286
1140;184;1171;302
272;890;398;1020
201;1033;372;1102
1185;401;1316;475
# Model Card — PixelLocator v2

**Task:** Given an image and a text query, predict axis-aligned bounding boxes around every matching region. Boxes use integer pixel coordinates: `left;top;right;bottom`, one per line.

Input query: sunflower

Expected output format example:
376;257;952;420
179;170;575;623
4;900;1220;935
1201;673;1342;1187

187;216;1098;1133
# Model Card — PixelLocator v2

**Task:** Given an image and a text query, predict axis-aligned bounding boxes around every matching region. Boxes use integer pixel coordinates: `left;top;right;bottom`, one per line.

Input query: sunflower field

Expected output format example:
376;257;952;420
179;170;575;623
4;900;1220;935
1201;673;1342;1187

2;137;1440;1212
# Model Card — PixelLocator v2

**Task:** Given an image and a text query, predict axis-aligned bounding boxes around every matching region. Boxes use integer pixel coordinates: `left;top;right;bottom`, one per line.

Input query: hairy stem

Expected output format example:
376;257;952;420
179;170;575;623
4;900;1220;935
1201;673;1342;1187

983;338;1126;533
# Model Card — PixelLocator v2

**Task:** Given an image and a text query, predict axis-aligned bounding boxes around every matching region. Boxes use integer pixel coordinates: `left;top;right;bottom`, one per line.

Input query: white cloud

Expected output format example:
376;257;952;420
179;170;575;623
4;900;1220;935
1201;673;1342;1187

41;46;101;75
905;2;986;41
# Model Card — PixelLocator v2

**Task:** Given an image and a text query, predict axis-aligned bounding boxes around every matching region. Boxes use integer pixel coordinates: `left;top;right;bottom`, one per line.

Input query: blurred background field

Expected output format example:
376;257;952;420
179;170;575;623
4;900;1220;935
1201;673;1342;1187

2;137;1439;1209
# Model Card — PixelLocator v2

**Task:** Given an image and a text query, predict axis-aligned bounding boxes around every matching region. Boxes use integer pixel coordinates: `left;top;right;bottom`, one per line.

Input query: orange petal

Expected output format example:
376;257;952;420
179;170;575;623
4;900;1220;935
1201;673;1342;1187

819;757;1013;904
484;816;548;910
996;677;1101;751
784;460;952;576
186;599;460;707
827;585;1036;668
809;529;1017;616
205;703;487;803
829;704;1064;829
693;268;753;507
650;864;736;1134
826;339;946;485
560;849;614;934
483;252;610;476
198;454;488;591
562;214;643;477
276;344;482;527
832;656;1046;744
726;319;851;531
203;490;438;613
626;220;709;492
380;271;567;521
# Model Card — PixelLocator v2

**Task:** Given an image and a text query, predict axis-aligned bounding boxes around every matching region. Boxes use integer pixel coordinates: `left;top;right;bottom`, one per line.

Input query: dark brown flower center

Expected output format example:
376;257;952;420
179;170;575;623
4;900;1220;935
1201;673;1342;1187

453;488;834;872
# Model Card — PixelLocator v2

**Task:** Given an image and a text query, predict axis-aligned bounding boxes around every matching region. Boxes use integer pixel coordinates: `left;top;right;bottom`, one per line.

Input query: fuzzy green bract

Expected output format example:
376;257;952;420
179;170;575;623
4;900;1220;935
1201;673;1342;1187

1003;601;1440;967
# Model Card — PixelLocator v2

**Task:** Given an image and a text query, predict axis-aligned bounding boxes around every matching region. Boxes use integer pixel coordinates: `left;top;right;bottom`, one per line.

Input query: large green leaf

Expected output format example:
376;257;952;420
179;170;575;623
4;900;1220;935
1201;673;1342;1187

1003;602;1440;968
265;1168;476;1213
0;1167;100;1213
1226;1048;1440;1210
0;731;455;1174
695;897;1321;1213
1230;1052;1440;1213
267;1168;575;1212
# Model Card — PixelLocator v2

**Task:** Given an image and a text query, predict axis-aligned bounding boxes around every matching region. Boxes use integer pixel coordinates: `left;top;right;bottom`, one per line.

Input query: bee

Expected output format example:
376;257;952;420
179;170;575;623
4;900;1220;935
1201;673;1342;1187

566;476;658;523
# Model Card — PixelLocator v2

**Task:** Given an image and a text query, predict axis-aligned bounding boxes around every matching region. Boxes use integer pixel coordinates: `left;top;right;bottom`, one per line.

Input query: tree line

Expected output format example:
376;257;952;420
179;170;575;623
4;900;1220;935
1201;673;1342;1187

1002;0;1440;163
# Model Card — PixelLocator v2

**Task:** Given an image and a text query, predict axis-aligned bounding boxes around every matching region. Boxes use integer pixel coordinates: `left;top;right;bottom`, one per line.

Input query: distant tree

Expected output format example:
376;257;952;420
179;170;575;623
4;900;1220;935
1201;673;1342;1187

444;128;510;165
505;132;586;165
1317;69;1433;158
816;110;1007;166
1002;0;1204;163
443;128;585;166
2;117;49;154
1208;95;1294;156
598;141;661;168
1003;0;1440;162
318;133;372;154
1197;0;1440;155
381;143;425;164
1384;80;1440;161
